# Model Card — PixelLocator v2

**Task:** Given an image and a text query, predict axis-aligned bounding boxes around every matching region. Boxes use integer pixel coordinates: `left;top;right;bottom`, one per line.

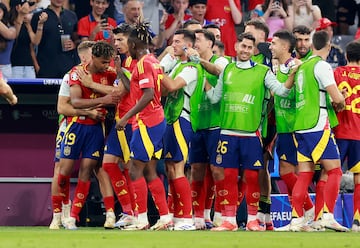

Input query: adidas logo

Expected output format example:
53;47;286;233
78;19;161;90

280;154;287;160
253;160;262;166
165;152;172;158
220;199;229;205
118;189;128;196
193;201;199;206
92;151;100;157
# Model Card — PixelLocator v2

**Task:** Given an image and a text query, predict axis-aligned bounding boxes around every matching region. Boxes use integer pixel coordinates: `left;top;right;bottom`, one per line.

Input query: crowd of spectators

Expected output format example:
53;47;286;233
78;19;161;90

0;0;359;80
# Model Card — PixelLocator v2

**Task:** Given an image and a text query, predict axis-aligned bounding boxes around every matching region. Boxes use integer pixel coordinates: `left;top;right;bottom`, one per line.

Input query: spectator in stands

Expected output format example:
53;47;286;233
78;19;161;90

120;0;165;50
292;0;321;30
11;2;48;78
31;0;79;78
186;0;211;27
313;0;335;23
260;0;293;38
77;0;117;42
0;0;29;78
315;17;346;69
113;0;125;23
204;0;242;57
164;0;190;45
336;0;359;35
142;0;166;34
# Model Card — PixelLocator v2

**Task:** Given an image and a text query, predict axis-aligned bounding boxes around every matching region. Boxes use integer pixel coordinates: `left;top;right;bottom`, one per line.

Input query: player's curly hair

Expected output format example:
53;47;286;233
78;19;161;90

92;41;115;59
129;21;153;46
113;23;134;36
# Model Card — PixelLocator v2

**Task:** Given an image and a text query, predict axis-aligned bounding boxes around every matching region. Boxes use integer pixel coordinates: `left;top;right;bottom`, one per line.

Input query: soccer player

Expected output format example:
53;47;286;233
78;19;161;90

188;29;229;229
58;41;120;230
244;19;274;230
207;32;297;231
49;41;94;229
292;25;313;61
115;22;172;231
77;23;138;229
289;30;348;232
269;30;314;231
49;41;117;230
333;40;360;232
160;29;204;230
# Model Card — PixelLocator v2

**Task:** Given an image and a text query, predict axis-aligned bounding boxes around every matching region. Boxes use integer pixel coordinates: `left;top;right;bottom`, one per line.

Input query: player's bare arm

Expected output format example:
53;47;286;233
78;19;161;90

161;74;186;92
70;84;120;109
116;87;154;130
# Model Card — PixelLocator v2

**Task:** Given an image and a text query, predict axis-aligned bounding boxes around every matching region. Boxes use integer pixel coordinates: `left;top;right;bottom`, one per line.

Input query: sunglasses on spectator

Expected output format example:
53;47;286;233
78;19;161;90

20;0;36;7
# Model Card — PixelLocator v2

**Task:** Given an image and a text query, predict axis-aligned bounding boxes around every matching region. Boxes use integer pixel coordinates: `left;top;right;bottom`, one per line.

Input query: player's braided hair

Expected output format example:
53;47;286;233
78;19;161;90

129;21;153;46
92;41;115;59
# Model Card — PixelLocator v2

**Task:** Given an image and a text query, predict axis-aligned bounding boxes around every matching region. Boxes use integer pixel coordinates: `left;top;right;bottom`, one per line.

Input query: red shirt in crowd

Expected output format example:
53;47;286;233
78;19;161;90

205;0;242;57
78;13;117;42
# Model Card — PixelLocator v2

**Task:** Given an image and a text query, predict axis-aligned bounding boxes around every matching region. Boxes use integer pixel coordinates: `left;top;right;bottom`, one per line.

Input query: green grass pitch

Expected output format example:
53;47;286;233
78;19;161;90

0;227;359;248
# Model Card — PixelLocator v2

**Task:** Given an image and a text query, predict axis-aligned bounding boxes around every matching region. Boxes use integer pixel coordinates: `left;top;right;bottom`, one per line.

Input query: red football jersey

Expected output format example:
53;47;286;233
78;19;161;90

205;0;241;57
129;54;164;129
333;65;360;140
116;56;137;121
78;14;117;42
68;64;117;125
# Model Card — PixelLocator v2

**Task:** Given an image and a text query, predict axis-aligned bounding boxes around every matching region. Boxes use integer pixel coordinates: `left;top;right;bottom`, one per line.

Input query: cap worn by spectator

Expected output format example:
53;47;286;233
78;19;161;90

189;0;207;7
316;17;337;31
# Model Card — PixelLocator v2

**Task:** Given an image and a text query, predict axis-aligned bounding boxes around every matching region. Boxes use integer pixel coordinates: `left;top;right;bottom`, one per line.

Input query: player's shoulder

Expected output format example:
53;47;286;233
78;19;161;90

69;65;83;81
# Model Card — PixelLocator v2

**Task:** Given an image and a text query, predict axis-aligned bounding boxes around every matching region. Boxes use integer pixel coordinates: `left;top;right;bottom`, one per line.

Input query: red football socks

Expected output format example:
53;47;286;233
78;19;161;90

244;169;260;216
71;179;91;220
314;179;326;220
191;180;205;218
323;167;342;214
58;173;70;204
291;171;314;217
132;177;148;214
103;162;133;214
173;176;192;218
148;177;169;216
221;168;238;217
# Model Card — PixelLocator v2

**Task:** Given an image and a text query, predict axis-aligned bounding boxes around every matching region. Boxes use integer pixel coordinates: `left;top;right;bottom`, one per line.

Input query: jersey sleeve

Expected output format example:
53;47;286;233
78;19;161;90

137;59;156;89
315;61;337;89
68;68;82;86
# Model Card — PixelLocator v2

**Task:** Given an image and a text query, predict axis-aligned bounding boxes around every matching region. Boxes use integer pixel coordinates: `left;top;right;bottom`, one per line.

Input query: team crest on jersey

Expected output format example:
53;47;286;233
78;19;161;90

115;180;125;187
77;193;85;199
216;154;222;164
70;71;78;81
64;146;71;156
